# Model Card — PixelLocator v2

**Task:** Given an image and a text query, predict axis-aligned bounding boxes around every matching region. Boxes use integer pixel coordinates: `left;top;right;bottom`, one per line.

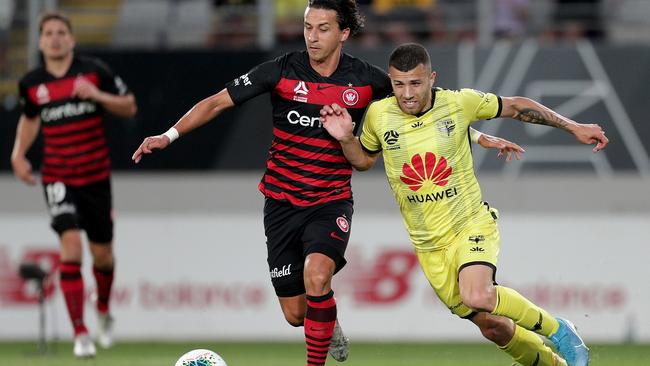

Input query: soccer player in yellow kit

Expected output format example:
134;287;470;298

320;43;608;366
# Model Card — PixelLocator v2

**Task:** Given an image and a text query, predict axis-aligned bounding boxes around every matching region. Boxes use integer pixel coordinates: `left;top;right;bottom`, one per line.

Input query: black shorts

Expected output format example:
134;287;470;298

264;197;353;297
42;179;113;243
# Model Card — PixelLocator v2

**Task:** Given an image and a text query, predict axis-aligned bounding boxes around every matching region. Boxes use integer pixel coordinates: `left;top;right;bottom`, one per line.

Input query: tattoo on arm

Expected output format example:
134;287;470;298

513;107;571;132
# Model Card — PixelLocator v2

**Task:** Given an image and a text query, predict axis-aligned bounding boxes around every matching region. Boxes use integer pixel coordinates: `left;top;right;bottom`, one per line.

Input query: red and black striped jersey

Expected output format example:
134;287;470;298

19;55;130;186
226;51;391;207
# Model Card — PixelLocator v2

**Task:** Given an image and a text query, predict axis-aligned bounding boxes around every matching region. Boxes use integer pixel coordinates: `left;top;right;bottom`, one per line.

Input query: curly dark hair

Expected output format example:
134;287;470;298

308;0;365;36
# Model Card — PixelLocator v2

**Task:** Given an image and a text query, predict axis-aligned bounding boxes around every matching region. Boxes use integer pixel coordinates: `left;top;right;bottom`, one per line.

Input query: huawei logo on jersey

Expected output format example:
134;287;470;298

400;152;452;191
293;81;309;102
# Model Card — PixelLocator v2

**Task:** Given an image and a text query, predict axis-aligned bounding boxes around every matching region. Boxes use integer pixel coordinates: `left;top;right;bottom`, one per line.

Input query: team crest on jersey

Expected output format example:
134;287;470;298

336;216;350;233
36;84;50;104
400;152;452;191
293;81;309;102
436;119;456;137
342;88;359;106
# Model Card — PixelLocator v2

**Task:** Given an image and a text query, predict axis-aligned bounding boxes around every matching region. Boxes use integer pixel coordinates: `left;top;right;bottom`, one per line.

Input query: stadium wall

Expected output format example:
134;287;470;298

1;173;648;342
1;43;649;175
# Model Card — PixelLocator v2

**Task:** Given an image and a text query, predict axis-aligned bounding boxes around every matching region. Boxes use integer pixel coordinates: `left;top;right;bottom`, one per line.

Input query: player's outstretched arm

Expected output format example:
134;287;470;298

471;128;525;162
320;103;379;171
11;114;41;185
132;88;235;163
500;96;608;152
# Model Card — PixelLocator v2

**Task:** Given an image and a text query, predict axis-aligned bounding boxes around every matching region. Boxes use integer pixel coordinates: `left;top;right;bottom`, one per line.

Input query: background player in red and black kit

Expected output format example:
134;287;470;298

132;1;522;365
11;12;137;358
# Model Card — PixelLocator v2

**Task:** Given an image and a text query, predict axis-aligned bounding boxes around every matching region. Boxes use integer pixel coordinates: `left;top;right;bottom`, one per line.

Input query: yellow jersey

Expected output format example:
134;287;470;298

359;88;502;251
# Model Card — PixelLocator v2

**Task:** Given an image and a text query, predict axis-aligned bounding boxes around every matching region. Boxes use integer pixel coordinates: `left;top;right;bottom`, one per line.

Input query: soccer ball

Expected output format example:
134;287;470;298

175;349;227;366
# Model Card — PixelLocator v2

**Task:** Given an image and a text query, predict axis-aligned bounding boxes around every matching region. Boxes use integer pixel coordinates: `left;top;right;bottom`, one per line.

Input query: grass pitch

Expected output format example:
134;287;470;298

0;341;648;365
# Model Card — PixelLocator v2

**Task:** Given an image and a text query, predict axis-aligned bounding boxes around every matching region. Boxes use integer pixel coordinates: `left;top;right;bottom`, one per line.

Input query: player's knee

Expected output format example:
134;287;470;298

91;249;114;269
461;287;497;312
60;232;84;261
286;317;305;327
283;309;305;327
303;271;332;295
303;254;335;295
478;317;513;344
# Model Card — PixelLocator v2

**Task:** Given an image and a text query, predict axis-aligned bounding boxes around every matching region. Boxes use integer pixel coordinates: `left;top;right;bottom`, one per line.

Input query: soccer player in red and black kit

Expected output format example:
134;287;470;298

132;1;522;365
11;13;137;358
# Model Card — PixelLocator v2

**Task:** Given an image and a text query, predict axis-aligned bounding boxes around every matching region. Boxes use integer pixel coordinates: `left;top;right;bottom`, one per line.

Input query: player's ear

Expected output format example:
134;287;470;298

340;28;350;43
430;71;437;85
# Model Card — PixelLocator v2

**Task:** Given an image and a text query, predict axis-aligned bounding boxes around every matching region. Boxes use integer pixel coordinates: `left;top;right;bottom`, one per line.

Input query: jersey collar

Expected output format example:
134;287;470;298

413;88;437;118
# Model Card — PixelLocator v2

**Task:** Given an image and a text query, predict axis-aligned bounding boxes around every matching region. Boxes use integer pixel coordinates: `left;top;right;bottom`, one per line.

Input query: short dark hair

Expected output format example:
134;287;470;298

308;0;364;36
39;12;72;34
389;43;431;72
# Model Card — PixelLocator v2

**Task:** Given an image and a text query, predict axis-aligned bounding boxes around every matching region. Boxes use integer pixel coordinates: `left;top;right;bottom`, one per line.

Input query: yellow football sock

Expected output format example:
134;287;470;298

492;286;559;337
500;325;567;366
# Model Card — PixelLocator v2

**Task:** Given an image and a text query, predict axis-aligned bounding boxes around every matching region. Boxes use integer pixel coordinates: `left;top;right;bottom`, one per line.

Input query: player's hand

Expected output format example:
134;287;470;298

11;155;37;185
478;134;525;162
72;77;101;101
320;103;354;142
572;123;608;152
132;135;171;163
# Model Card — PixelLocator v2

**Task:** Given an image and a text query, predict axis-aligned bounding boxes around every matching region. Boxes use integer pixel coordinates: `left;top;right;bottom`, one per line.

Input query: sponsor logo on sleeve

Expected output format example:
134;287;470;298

234;73;252;87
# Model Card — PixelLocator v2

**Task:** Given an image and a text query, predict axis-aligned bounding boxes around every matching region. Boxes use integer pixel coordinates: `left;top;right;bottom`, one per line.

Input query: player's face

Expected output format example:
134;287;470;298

304;7;350;63
39;19;75;61
389;64;436;115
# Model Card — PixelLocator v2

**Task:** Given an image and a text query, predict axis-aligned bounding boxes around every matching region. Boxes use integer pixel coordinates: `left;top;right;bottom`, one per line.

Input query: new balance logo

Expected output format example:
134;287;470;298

470;246;485;252
411;121;423;128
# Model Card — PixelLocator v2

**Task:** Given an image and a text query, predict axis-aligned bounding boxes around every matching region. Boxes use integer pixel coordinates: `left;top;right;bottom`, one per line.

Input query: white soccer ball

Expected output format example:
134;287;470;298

174;349;228;366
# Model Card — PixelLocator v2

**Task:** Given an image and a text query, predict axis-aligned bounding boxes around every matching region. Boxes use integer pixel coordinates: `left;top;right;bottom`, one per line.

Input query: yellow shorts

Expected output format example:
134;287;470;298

416;218;500;318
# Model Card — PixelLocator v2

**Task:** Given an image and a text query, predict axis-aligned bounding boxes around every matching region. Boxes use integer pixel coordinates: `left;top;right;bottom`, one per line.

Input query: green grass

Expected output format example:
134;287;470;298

0;341;648;365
